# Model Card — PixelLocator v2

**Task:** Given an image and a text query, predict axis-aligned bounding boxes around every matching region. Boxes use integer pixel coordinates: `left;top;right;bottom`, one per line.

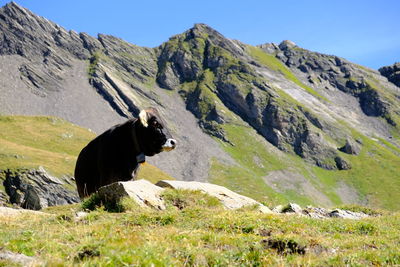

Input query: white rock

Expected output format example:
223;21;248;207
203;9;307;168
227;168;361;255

272;205;284;213
0;249;40;266
329;209;368;220
97;179;166;210
75;211;89;221
156;180;272;213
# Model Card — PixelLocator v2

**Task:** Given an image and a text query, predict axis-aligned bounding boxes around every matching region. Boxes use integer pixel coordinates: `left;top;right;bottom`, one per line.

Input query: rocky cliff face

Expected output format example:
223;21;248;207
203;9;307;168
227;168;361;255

1;2;400;209
1;167;79;209
0;2;122;133
264;42;399;126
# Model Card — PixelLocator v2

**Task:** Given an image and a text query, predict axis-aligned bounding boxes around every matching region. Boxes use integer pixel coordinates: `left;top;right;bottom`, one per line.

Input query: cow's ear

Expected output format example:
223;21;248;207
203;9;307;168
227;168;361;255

139;109;149;127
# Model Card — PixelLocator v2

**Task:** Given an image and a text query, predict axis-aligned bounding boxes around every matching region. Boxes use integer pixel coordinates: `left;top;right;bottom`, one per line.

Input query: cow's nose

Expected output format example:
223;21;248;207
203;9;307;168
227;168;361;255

162;138;177;151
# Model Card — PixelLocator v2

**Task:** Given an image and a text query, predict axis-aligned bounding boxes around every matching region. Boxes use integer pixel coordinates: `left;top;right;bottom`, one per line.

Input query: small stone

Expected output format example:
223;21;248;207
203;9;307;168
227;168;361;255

0;249;41;266
262;238;306;255
75;211;89;221
281;203;303;214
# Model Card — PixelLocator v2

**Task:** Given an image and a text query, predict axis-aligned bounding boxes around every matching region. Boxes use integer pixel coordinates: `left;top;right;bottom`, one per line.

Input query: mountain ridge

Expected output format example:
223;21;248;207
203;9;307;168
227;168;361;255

1;2;400;209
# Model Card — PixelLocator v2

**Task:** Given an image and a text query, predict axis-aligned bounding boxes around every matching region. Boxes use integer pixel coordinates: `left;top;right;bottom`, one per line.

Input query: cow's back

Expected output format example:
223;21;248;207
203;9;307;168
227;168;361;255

74;120;137;198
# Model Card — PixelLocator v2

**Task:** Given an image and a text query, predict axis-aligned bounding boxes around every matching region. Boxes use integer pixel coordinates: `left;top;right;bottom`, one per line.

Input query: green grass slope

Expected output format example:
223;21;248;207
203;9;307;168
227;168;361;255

0;116;94;177
206;110;400;211
0;192;398;266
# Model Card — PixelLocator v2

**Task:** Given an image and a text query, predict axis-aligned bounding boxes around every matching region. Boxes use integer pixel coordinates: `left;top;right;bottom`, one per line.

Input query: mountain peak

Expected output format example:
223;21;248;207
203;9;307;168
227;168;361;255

279;40;297;50
192;23;211;29
2;1;33;18
186;23;224;40
191;23;215;32
4;1;23;10
0;1;57;32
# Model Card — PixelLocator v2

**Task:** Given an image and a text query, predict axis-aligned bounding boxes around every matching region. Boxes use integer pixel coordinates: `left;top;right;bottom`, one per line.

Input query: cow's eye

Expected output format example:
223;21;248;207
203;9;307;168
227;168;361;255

152;120;163;129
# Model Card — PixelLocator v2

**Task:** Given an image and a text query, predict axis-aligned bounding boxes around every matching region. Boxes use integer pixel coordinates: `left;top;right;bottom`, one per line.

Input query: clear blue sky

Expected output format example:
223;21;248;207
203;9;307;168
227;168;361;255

3;0;399;69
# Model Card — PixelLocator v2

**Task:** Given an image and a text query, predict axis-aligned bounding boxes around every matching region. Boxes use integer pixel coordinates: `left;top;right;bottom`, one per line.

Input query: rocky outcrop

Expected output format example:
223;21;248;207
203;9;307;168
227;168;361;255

1;167;79;210
0;2;90;62
275;203;369;220
261;41;397;126
0;2;124;133
96;180;272;213
95;180;369;220
379;62;400;87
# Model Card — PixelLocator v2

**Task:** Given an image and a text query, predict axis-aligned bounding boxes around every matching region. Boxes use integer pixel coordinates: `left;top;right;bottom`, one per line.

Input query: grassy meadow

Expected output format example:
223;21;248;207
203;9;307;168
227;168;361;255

1;191;399;266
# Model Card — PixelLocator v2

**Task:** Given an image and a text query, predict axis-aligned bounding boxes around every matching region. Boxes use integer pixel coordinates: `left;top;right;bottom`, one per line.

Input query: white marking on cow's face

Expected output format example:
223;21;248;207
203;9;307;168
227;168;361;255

162;138;176;152
139;110;148;127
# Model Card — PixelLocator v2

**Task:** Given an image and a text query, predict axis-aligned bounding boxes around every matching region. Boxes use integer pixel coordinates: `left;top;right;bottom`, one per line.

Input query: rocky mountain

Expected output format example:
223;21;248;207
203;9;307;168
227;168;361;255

1;2;400;209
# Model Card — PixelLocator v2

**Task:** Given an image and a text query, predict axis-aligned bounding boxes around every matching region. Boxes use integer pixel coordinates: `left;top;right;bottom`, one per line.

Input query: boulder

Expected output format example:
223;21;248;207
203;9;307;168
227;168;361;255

279;40;297;50
303;206;330;219
2;167;80;210
281;203;304;214
334;156;352;170
97;179;166;210
379;62;400;87
339;138;361;155
329;209;368;220
156;180;273;213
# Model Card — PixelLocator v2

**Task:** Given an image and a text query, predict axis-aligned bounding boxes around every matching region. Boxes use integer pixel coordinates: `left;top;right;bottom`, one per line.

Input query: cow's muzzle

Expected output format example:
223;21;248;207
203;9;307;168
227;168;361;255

162;138;176;152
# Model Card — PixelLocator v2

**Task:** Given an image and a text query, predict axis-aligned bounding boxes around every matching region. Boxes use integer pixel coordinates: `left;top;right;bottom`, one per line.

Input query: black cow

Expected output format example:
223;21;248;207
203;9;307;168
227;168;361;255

74;107;176;198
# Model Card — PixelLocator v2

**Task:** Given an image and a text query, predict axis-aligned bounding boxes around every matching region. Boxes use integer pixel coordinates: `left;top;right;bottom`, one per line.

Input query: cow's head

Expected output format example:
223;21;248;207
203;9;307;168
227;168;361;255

137;107;176;156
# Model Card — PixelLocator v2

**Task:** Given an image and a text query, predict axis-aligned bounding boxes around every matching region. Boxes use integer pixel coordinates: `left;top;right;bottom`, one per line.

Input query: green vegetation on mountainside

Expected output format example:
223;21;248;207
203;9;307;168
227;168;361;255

312;130;400;210
207;115;400;210
209;123;342;207
247;46;327;101
0;192;399;266
0;116;94;177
